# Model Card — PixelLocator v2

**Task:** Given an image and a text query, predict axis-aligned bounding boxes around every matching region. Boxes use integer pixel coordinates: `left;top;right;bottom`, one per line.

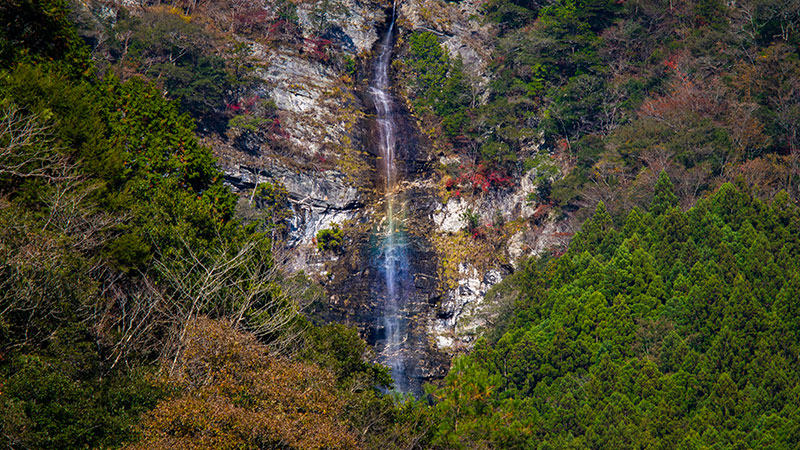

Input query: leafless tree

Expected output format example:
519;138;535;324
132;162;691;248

102;234;312;372
0;105;63;180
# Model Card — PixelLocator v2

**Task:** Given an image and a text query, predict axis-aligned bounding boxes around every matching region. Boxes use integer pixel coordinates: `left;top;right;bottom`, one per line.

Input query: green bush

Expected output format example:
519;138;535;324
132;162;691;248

253;181;292;233
406;32;471;137
316;224;343;251
460;208;481;233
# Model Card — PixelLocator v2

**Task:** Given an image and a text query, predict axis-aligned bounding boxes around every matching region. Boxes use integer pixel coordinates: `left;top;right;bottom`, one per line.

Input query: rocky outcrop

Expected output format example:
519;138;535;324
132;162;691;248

296;1;383;55
214;0;389;274
223;164;365;271
426;165;571;352
431;266;502;350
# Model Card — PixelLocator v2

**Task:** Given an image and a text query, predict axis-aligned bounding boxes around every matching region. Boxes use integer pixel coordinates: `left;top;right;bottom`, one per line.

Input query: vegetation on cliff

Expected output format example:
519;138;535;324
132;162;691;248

416;176;800;448
401;0;800;225
2;0;800;449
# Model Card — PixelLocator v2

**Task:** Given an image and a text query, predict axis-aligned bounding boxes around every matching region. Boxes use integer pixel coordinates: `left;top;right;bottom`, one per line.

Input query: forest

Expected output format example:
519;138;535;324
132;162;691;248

1;0;800;448
402;0;800;223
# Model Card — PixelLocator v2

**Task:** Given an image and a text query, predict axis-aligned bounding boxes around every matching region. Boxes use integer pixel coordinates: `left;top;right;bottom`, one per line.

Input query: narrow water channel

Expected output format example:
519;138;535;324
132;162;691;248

369;3;413;393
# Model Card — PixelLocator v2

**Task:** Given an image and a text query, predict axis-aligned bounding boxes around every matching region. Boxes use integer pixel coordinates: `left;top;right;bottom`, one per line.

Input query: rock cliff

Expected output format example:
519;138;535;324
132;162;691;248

92;0;568;388
216;0;570;383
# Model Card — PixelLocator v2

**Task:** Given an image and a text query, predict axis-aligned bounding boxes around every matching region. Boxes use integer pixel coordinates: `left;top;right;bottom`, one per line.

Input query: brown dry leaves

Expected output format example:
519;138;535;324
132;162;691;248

127;317;360;450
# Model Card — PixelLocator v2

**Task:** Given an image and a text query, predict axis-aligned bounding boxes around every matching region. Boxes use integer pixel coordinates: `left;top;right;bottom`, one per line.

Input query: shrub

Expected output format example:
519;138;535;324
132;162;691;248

461;208;481;234
316;224;343;252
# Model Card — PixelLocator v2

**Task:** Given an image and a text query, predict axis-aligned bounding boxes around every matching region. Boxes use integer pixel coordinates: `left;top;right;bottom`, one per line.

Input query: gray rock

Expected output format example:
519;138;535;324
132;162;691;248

430;264;503;350
223;164;363;248
296;0;382;55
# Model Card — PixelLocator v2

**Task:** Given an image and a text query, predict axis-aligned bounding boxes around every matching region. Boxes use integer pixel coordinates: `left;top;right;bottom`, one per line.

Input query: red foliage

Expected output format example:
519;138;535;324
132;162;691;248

267;19;286;36
234;8;269;29
304;37;334;61
444;163;514;194
663;56;678;71
268;117;290;138
264;19;300;43
640;52;724;127
226;96;260;114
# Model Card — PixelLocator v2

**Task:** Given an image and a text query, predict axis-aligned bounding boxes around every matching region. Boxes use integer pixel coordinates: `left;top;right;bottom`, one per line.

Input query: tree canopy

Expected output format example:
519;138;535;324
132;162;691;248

422;179;800;449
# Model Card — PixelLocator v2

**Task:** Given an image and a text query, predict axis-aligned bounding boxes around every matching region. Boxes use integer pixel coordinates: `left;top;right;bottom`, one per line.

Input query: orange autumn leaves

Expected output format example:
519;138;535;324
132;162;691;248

127;318;359;450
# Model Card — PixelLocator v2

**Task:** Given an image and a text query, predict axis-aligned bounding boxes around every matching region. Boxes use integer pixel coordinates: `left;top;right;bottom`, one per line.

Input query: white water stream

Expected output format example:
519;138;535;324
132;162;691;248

370;3;411;392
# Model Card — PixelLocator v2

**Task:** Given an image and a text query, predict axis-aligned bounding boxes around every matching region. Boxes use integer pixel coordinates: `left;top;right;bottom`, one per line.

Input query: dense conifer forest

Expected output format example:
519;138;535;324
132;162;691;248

1;0;800;448
425;176;800;447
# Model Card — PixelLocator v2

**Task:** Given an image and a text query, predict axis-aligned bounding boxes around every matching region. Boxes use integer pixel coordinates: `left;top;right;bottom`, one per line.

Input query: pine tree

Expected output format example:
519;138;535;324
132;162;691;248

650;171;678;216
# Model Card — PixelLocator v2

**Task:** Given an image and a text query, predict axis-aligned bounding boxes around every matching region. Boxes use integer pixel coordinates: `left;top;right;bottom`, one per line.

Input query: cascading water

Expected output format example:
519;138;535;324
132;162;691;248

370;2;413;393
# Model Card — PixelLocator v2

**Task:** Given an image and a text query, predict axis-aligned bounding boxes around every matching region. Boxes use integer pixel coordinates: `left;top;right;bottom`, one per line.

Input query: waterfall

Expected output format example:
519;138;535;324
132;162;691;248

370;3;412;393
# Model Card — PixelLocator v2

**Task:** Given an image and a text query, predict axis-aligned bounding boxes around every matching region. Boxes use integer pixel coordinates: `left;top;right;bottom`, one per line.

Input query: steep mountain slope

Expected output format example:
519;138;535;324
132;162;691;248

422;178;800;448
3;0;800;447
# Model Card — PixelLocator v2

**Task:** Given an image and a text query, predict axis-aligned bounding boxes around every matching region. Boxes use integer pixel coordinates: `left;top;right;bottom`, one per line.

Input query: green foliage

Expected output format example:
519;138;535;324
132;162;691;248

450;0;800;206
275;0;299;23
113;9;234;133
525;153;561;203
482;0;536;28
343;54;356;76
405;32;471;137
1;354;164;450
305;323;392;388
0;0;92;77
229;113;270;133
479;140;516;166
316;223;344;252
421;182;800;448
460;208;481;233
253;181;292;232
1;35;248;450
651;170;679;215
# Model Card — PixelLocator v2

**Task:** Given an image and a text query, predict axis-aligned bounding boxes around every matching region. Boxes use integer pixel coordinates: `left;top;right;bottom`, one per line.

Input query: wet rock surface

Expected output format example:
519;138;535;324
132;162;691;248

215;0;568;391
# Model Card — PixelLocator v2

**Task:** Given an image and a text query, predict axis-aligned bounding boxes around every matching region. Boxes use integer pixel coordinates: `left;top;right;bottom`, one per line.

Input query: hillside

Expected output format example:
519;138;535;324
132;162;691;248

423;177;800;448
1;0;800;448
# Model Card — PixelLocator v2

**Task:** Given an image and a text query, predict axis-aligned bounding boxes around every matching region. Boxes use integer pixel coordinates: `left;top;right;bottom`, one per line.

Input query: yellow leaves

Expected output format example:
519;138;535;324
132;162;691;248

161;5;192;23
432;220;515;291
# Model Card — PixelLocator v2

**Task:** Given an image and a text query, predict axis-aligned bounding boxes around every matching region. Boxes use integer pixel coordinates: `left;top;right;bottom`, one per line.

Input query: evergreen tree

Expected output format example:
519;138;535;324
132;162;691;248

650;171;679;216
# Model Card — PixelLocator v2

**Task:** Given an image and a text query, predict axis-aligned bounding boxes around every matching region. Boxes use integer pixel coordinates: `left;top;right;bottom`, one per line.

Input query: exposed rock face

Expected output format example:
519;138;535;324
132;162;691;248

432;168;540;233
296;2;382;54
246;45;352;158
223;164;365;270
431;265;503;350
213;0;389;275
426;172;571;352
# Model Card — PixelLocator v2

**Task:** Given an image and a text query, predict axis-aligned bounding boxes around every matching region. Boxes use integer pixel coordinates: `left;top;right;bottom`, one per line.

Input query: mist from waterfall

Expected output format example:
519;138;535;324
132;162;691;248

369;3;411;393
